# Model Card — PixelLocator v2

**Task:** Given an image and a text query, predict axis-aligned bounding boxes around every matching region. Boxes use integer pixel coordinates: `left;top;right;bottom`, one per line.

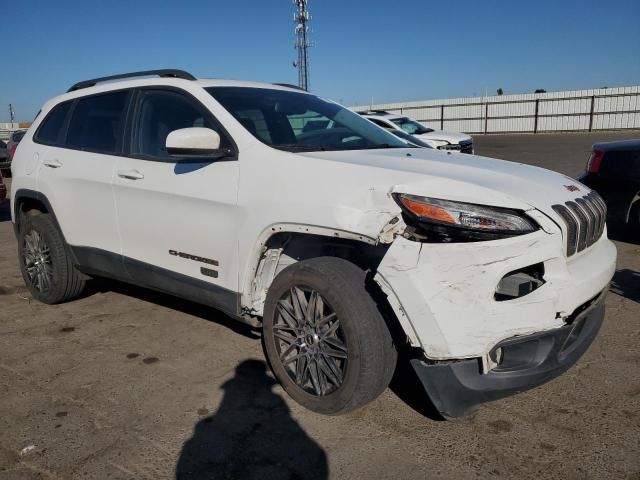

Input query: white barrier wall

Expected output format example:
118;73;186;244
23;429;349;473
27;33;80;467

351;86;640;134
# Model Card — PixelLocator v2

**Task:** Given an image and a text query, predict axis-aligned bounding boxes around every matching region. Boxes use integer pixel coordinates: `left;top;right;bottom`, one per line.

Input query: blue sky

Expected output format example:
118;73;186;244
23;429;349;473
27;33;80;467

1;0;639;121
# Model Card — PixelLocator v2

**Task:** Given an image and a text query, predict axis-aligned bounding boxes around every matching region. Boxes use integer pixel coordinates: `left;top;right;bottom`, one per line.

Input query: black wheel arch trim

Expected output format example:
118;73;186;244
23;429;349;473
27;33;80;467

12;189;69;244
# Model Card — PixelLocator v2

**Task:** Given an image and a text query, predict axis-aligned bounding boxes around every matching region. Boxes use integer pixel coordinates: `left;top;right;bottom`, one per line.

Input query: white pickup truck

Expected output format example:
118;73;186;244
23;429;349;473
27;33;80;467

10;70;615;418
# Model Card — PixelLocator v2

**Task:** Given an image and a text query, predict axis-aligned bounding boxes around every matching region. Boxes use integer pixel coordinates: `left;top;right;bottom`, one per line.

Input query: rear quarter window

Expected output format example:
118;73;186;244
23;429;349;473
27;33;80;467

34;101;73;145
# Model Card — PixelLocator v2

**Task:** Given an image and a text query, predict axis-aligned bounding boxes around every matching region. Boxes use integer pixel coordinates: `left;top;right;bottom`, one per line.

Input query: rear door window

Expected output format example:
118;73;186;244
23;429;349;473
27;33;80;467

66;91;129;154
35;101;73;145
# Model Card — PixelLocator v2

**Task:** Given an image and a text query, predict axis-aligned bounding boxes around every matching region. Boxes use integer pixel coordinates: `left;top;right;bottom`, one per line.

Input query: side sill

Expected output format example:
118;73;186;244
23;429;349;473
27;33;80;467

71;246;240;317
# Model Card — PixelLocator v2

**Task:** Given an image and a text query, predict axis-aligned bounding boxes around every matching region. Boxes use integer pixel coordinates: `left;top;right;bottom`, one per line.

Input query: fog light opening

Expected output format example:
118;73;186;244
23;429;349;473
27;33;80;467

494;262;545;301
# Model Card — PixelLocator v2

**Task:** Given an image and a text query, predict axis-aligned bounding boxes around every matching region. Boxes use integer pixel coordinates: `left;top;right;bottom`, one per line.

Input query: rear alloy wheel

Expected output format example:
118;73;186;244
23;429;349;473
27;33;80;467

18;214;86;304
263;257;397;415
23;229;54;293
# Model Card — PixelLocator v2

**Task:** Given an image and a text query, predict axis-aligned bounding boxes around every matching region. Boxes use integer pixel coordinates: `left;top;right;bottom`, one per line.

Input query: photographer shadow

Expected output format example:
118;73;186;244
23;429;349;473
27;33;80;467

176;359;328;480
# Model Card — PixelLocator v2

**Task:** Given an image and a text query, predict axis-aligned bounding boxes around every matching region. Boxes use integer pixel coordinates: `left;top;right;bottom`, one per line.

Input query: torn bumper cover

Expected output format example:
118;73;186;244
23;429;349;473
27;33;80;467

375;230;616;359
412;290;606;419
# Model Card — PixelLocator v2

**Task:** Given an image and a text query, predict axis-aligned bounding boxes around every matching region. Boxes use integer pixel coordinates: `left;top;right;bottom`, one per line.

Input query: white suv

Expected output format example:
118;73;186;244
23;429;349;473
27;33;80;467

10;70;616;418
360;110;474;153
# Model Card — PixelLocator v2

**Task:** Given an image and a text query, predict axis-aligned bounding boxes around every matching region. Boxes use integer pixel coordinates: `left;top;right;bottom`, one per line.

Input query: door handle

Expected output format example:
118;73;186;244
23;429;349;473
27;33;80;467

117;169;144;180
43;159;62;168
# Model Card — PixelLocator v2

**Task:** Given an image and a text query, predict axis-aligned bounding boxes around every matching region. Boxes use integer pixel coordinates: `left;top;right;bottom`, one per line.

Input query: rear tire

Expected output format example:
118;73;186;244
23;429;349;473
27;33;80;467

18;214;86;304
263;257;397;415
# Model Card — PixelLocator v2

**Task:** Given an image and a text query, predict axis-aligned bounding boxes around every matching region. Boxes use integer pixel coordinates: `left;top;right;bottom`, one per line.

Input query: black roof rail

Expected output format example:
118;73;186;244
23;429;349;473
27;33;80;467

272;83;307;92
67;69;196;93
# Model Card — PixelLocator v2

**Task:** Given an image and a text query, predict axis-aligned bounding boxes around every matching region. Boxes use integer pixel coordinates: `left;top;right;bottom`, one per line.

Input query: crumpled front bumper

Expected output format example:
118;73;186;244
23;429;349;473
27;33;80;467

375;228;616;360
410;289;606;419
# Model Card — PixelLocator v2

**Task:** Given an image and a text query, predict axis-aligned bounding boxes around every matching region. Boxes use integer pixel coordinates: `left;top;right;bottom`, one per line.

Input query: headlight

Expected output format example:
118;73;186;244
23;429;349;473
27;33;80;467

394;193;538;240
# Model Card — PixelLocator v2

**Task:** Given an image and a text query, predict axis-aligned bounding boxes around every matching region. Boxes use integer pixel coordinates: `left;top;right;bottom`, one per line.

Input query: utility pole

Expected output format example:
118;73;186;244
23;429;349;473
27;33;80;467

9;104;15;125
293;0;313;91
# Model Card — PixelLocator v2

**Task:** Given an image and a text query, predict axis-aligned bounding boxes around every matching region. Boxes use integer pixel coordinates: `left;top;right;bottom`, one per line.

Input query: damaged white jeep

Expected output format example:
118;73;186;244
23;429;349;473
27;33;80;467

11;70;616;418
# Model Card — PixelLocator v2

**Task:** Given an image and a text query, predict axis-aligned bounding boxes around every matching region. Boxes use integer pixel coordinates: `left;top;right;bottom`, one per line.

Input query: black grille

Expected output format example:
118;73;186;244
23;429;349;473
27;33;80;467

552;192;607;257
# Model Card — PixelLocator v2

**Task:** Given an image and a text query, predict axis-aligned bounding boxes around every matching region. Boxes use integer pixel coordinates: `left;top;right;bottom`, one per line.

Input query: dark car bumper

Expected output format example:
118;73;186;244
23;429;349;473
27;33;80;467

411;290;606;419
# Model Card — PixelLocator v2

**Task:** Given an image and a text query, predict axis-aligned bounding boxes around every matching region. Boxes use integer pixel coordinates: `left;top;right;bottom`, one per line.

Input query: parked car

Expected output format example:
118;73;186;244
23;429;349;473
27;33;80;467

579;139;640;236
4;130;27;176
0;140;9;172
0;170;6;202
10;69;615;418
359;110;474;153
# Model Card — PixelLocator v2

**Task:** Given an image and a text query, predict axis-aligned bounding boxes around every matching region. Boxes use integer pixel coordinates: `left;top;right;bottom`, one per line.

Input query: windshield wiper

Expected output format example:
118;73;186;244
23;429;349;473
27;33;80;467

272;143;327;152
352;143;405;150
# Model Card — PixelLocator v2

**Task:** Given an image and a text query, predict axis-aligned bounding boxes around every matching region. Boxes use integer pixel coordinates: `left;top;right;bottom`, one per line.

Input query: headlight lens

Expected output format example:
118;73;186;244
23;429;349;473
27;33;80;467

395;194;537;238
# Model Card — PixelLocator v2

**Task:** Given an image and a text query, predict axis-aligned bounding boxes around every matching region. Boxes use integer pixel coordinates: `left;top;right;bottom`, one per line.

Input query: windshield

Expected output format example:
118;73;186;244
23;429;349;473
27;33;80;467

207;87;408;152
391;117;434;135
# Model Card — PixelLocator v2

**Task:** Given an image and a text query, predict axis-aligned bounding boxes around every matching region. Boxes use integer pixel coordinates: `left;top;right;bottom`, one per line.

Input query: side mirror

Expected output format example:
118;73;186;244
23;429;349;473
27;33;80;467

166;127;228;159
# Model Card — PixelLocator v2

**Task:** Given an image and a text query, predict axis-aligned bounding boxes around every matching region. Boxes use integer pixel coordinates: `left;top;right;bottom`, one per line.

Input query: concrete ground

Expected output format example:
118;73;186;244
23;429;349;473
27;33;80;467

1;132;639;480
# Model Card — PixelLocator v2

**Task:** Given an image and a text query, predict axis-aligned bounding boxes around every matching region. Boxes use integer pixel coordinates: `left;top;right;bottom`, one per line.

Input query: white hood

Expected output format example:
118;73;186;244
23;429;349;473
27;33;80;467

298;148;586;223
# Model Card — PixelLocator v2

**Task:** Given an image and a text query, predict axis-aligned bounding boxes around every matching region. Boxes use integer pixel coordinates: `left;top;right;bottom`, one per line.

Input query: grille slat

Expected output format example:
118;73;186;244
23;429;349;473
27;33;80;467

552;192;607;257
575;198;596;246
585;193;604;244
552;205;578;256
566;201;588;251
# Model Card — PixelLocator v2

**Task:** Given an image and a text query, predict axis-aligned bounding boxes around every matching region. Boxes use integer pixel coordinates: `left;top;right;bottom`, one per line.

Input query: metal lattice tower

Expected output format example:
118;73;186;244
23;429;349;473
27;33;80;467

293;0;312;91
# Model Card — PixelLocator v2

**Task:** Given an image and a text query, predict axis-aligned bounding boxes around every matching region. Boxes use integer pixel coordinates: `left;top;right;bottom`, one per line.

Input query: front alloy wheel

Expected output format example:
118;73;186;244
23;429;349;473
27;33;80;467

274;286;347;396
263;257;397;415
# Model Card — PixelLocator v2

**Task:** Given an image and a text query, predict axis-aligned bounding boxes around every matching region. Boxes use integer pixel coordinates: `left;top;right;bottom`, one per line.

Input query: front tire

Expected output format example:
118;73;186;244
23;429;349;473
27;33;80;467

263;257;397;415
18;214;86;304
